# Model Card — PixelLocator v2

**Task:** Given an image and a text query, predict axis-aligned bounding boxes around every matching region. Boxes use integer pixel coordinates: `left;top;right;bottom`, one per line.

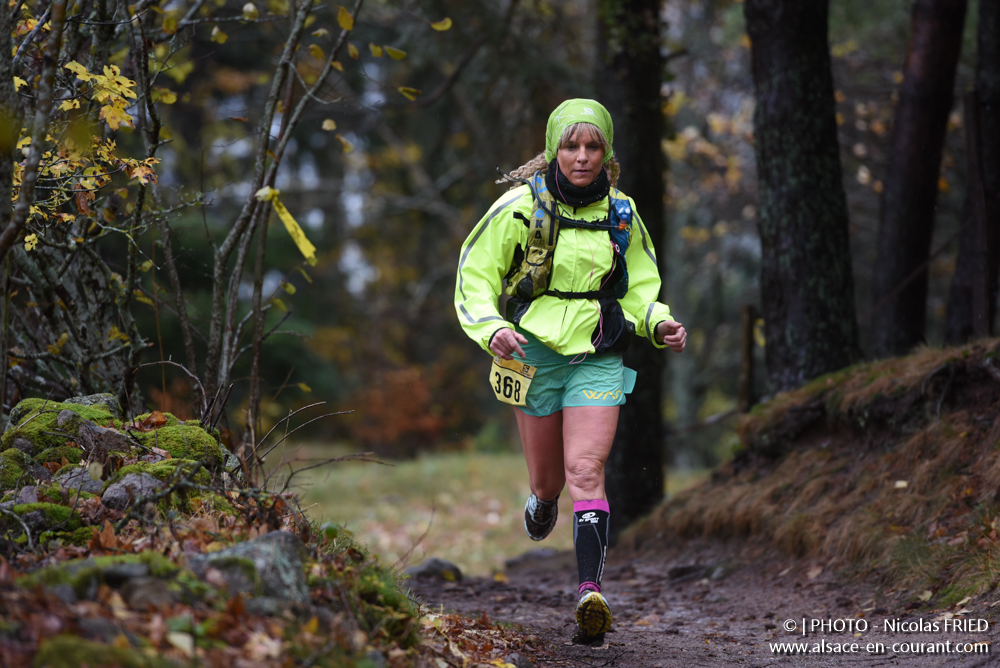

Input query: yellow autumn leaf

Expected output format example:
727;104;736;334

162;14;178;35
309;44;324;60
335;134;354;153
321;118;337;131
152;88;177;105
242;2;258;20
337;6;353;30
24;233;38;251
297;382;312;394
64;61;92;81
133;290;154;306
312;28;329;37
348;43;358;60
211;26;228;43
397;86;421;101
331;61;344;72
281;281;296;295
108;326;129;342
100;104;133;130
385;46;406;60
14;76;26;90
430;17;452;31
59;98;80;111
139;260;154;272
369;43;383;57
47;332;69;355
271;297;288;312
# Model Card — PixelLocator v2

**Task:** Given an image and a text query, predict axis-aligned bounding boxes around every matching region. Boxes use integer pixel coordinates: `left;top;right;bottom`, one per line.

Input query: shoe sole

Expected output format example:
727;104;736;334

576;593;612;636
524;517;555;541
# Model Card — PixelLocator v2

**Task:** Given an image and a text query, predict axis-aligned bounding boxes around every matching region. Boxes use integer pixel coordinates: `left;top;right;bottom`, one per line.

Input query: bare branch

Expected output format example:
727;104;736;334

0;0;68;262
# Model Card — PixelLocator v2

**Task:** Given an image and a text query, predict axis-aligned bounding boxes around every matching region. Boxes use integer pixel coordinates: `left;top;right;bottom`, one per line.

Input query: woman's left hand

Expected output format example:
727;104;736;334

656;320;687;353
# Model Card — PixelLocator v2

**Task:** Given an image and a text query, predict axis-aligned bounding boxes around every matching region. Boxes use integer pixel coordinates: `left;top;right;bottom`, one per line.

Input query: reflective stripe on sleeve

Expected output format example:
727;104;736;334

457;191;524;300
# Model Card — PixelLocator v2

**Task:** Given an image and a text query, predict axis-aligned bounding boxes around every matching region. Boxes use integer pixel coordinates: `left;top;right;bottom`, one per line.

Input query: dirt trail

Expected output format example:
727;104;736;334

410;540;999;667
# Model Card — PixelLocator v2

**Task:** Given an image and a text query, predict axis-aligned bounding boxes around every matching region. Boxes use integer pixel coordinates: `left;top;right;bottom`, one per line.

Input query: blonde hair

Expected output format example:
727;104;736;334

498;123;620;190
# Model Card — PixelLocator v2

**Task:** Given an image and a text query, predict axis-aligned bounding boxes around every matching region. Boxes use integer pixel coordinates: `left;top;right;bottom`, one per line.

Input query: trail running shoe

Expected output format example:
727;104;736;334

523;493;559;541
575;590;613;637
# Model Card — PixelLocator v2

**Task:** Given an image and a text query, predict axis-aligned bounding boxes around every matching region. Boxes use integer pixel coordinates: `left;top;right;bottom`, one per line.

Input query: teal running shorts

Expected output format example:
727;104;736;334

512;328;637;417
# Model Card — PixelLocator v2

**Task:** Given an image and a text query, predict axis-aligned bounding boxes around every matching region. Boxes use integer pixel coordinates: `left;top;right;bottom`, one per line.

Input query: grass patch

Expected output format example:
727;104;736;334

301;450;708;577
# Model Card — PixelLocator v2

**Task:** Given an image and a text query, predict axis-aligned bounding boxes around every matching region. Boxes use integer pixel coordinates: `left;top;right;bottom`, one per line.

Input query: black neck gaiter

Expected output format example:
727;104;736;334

545;159;610;208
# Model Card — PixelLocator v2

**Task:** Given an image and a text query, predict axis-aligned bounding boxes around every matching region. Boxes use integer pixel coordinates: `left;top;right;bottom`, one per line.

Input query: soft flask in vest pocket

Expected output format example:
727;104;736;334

505;173;559;301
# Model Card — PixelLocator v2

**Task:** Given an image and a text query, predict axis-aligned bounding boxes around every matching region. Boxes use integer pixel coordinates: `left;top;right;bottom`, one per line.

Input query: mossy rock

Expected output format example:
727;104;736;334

5;502;82;532
189;491;236;516
132;423;225;468
133;411;184;428
0;448;29;492
34;634;176;668
109;459;212;487
63;393;122;419
1;482;95;505
1;398;118;456
35;445;84;466
39;526;94;548
17;550;181;594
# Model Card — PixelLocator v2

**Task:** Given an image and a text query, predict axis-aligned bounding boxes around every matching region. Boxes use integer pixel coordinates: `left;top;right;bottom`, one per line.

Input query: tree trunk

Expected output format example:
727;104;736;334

744;0;861;392
872;0;968;356
945;0;1000;343
597;0;666;544
0;0;15;421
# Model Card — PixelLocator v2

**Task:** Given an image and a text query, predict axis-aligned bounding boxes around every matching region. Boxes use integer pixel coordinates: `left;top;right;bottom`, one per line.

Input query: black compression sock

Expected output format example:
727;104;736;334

573;499;610;594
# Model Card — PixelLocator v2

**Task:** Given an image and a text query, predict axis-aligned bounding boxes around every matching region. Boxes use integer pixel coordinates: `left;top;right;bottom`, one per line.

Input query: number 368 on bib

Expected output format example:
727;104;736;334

489;356;536;407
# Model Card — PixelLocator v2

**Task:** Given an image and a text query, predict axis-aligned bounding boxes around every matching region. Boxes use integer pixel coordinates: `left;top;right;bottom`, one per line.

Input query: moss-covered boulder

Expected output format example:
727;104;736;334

34;634;176;668
35;445;83;466
1;482;96;505
109;459;212;487
188;531;310;603
3;502;81;534
18;551;180;594
132;422;226;468
63;393;122;419
0;448;29;491
1;398;118;456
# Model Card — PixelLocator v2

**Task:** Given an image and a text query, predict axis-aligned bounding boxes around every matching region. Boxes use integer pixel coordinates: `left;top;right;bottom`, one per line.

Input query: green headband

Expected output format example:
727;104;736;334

544;99;615;164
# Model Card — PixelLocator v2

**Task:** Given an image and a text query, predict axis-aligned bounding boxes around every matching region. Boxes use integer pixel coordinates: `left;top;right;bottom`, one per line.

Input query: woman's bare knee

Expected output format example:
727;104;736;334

565;457;605;497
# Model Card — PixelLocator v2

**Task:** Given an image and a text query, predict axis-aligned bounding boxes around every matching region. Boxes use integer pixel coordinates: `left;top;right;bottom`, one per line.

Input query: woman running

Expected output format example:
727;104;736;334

454;99;686;642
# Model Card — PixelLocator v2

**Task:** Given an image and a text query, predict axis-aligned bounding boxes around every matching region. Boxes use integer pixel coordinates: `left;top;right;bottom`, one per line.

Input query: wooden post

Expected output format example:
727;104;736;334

965;89;991;338
738;304;756;412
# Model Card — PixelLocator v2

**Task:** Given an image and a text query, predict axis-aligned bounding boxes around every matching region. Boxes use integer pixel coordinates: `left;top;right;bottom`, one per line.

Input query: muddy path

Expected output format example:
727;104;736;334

409;540;999;667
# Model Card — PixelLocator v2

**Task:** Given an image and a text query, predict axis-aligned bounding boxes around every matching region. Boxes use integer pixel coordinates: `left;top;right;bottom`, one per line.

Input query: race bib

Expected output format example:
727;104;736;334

490;356;536;406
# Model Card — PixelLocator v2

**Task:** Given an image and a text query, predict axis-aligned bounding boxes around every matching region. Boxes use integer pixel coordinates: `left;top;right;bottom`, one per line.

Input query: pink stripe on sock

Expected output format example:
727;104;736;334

579;581;601;595
574;499;610;513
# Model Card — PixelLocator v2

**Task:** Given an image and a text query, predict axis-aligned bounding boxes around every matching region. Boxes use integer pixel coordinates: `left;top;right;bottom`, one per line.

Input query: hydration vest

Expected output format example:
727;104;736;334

504;172;633;302
502;172;637;354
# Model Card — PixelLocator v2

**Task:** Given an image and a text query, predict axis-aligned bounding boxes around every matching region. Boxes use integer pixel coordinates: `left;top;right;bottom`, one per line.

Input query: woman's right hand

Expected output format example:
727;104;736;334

490;328;528;360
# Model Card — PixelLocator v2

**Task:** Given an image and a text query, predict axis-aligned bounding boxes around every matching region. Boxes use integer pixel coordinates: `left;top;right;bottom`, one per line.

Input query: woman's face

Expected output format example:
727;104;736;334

556;125;605;188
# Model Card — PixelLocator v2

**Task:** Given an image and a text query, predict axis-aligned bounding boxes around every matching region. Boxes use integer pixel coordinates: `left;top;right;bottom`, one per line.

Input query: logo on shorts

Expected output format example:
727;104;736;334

581;389;623;401
579;512;599;524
